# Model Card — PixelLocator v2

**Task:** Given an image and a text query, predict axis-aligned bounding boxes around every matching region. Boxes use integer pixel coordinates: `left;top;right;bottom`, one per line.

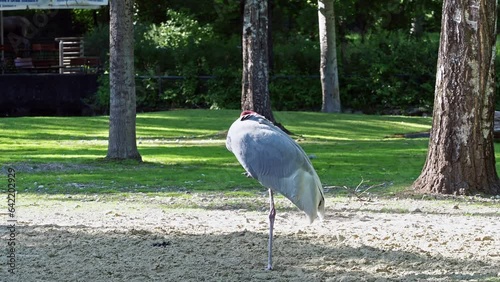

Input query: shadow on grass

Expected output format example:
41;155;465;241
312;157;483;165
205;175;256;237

4;161;258;195
8;224;498;281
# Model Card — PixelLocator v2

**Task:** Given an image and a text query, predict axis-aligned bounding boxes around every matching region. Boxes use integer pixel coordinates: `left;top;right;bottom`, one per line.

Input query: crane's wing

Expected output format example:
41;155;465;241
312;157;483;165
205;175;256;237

227;114;325;223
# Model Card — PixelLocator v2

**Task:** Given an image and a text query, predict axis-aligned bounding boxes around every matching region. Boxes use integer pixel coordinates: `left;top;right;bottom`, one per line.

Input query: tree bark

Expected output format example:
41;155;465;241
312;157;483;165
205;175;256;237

241;0;276;123
412;0;500;195
106;0;142;161
268;0;274;73
318;0;341;113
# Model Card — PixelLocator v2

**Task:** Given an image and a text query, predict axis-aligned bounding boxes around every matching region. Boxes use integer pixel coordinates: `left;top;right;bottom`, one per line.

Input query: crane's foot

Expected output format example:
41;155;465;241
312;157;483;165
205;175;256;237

266;265;273;271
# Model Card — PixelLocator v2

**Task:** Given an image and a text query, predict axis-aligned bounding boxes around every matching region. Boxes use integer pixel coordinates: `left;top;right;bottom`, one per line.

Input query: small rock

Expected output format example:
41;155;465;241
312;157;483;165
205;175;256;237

375;265;391;273
152;241;171;248
475;236;494;241
252;272;272;280
295;230;305;235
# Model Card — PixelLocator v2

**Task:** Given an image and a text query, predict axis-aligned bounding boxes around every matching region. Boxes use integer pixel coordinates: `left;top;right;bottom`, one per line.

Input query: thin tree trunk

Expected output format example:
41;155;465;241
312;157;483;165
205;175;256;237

106;0;142;161
318;0;341;113
241;0;276;123
412;0;500;195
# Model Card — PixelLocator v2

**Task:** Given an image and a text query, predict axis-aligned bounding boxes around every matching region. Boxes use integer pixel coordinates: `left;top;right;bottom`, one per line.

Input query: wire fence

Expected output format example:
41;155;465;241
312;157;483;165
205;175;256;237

135;74;321;98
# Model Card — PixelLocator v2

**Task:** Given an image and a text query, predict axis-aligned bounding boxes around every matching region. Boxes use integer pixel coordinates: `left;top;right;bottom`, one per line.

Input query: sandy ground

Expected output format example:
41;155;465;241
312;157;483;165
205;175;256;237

1;193;500;282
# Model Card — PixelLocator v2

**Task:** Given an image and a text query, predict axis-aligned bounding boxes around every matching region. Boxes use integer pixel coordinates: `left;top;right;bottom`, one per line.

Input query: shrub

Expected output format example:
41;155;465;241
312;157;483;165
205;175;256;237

206;67;241;110
339;31;439;114
83;24;110;64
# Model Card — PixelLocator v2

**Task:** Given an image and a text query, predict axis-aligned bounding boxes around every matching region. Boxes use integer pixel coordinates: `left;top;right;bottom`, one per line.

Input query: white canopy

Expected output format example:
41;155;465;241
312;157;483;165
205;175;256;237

0;0;107;10
1;0;50;11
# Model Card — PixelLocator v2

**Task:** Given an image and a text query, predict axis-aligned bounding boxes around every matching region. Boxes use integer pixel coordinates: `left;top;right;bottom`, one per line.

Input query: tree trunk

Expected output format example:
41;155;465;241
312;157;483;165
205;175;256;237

106;0;142;161
412;0;500;195
318;0;341;113
241;0;276;123
268;0;274;73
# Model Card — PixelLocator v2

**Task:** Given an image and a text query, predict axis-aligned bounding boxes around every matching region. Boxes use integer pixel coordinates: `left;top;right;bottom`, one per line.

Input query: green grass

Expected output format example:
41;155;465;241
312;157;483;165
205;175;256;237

0;109;443;196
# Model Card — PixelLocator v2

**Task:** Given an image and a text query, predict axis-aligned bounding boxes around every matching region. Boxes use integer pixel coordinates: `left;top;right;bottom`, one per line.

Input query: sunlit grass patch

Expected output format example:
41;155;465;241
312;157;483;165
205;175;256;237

0;109;442;197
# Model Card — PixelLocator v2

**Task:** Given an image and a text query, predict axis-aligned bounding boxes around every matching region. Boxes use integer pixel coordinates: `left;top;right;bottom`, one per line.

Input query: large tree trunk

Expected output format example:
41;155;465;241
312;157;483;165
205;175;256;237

318;0;341;113
106;0;142;161
268;0;274;73
412;0;500;195
241;0;276;123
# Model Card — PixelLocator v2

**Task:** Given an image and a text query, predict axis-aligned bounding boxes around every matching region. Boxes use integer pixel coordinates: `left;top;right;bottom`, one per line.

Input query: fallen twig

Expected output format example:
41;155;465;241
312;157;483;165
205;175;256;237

323;179;387;201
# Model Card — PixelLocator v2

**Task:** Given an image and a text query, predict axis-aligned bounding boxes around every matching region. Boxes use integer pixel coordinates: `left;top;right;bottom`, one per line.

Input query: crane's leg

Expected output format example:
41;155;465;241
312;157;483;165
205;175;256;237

267;188;276;270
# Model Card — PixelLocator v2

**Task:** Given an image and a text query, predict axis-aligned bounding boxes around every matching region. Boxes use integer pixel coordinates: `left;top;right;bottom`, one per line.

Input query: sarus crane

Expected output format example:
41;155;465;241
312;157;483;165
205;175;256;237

226;110;325;270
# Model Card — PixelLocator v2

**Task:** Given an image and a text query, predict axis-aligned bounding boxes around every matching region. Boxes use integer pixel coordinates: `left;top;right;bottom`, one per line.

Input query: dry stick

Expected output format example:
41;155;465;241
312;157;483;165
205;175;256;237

324;179;387;201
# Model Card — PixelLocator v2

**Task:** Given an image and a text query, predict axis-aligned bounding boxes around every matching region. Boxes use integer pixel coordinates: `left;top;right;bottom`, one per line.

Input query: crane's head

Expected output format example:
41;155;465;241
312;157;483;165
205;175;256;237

239;110;272;124
240;110;257;116
240;110;265;122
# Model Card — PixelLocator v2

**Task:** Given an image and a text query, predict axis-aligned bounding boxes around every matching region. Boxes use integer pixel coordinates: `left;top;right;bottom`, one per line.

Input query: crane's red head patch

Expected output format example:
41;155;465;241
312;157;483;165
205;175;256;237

240;110;256;117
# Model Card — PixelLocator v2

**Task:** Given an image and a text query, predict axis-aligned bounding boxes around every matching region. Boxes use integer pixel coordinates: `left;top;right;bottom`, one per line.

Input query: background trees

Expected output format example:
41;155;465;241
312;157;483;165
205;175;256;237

18;0;497;121
76;0;451;114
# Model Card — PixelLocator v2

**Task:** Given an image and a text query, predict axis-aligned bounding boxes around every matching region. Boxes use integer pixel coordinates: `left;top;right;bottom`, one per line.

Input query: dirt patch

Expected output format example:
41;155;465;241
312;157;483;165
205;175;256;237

1;195;499;281
2;163;97;173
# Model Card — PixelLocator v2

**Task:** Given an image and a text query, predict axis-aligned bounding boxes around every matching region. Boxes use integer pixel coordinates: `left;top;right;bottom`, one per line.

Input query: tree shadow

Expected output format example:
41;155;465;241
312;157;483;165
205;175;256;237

5;224;498;281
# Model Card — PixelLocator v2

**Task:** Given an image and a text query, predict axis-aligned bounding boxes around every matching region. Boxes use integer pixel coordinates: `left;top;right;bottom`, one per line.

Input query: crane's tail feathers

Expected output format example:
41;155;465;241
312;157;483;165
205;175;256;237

289;169;325;224
305;193;325;224
260;167;325;224
317;196;325;221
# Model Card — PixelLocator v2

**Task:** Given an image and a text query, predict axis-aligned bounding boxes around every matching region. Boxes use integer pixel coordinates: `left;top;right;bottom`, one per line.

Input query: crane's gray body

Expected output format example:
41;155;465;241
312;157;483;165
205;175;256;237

226;112;325;223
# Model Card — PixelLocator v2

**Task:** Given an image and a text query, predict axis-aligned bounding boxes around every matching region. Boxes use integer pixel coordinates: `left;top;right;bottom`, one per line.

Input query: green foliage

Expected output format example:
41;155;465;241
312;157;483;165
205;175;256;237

273;35;320;74
335;0;442;37
146;10;214;49
71;10;93;32
93;73;110;114
206;67;241;110
339;31;439;113
270;76;322;111
269;35;321;111
134;23;175;74
135;70;167;111
83;24;110;64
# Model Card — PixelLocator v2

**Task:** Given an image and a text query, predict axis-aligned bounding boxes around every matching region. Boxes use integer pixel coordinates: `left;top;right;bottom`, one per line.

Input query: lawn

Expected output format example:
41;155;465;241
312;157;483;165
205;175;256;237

0;109;439;196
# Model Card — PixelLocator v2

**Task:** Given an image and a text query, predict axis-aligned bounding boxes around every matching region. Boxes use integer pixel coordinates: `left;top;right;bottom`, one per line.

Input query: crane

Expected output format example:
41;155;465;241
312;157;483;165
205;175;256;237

226;110;325;270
